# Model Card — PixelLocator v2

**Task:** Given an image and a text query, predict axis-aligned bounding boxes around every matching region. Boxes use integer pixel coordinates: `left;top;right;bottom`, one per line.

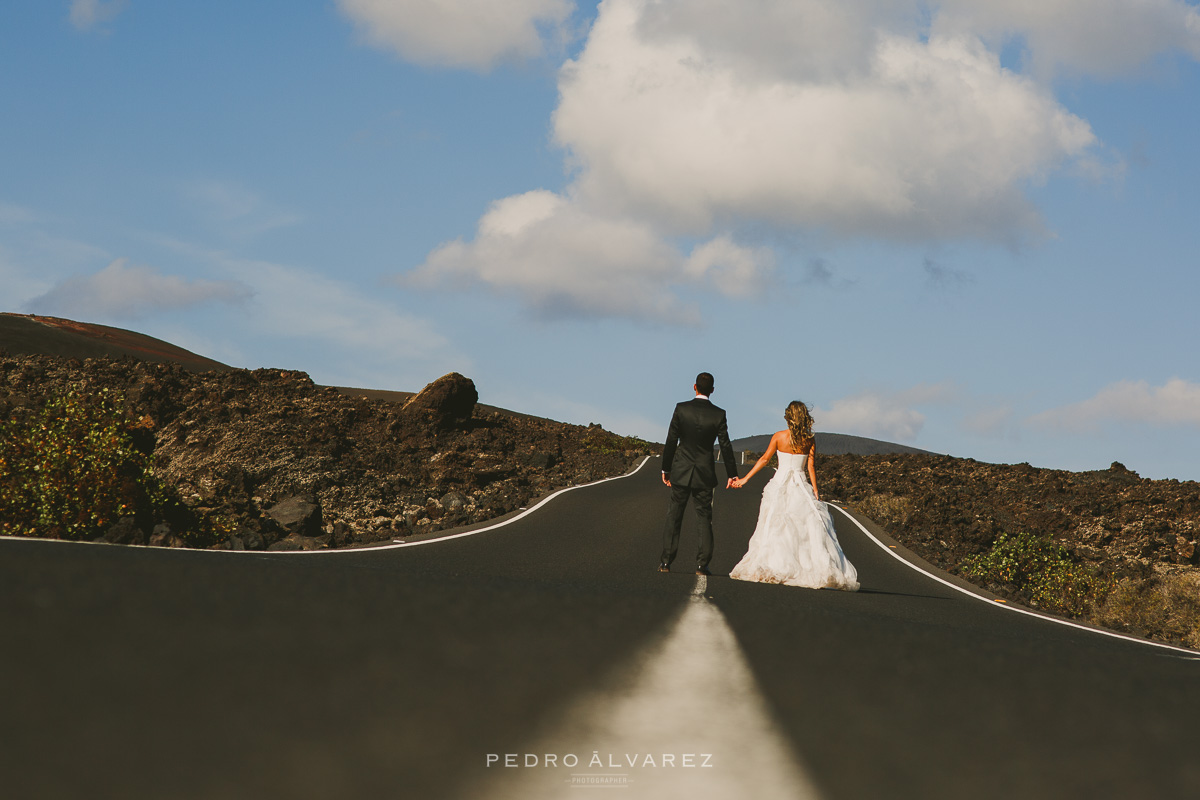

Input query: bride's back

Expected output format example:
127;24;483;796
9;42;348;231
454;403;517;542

774;429;813;456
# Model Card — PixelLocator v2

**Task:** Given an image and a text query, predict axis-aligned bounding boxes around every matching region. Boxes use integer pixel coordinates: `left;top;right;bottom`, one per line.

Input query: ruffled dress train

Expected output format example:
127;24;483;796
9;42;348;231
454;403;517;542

729;451;859;591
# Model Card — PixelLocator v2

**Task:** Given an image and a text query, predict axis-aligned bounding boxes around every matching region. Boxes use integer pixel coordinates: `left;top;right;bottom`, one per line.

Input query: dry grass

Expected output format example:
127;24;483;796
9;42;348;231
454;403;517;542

853;493;915;527
1089;569;1200;649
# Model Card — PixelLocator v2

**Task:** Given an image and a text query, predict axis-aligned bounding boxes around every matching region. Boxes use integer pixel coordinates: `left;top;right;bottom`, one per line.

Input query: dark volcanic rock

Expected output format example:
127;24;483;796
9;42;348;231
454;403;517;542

267;533;328;551
148;524;171;547
818;452;1200;580
101;516;145;546
266;496;321;535
0;353;655;549
440;491;468;511
238;527;264;551
817;452;1200;648
524;451;556;470
402;372;478;429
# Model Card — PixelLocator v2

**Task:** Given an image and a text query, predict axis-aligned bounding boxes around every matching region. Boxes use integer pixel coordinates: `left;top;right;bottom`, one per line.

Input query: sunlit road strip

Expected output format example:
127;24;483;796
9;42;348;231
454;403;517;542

476;575;823;799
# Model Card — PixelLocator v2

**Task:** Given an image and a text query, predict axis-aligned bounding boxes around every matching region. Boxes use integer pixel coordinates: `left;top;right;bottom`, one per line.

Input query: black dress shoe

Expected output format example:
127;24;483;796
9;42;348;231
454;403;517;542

695;566;711;576
658;562;670;573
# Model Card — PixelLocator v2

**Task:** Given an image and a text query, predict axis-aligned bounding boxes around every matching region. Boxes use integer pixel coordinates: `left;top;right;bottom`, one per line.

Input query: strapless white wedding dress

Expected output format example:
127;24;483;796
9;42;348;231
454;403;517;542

729;451;859;591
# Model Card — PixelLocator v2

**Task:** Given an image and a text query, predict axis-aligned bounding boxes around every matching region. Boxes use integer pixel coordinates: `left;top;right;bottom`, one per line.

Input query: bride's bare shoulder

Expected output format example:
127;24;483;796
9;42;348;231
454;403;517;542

773;430;794;452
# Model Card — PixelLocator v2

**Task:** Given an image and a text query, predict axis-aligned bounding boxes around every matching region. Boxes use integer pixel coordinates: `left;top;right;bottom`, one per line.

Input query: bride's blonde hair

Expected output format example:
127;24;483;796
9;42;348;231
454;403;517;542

784;401;814;452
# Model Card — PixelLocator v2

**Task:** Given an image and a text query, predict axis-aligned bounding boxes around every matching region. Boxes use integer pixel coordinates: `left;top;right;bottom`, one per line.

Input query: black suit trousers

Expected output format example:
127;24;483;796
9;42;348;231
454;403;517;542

661;483;714;568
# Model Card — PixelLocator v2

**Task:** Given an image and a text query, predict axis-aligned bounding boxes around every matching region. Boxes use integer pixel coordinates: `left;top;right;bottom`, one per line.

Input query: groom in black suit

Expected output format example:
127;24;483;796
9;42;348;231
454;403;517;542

660;372;739;575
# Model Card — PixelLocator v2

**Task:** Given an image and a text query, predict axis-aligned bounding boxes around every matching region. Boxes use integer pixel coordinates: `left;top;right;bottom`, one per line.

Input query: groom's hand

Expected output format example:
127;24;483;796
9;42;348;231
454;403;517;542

662;472;671;487
726;478;737;489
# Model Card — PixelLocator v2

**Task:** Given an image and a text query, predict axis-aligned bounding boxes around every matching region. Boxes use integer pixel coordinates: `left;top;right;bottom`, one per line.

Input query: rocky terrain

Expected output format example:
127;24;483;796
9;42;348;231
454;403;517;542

3;315;1197;648
818;453;1200;647
0;353;655;551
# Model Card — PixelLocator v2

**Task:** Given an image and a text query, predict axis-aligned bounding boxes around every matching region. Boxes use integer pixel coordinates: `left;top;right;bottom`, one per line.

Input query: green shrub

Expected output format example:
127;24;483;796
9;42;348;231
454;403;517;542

0;388;165;540
962;531;1111;617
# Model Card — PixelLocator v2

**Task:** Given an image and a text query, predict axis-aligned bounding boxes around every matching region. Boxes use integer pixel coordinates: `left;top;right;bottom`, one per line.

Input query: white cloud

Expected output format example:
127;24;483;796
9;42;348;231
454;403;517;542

816;393;926;442
3;217;461;388
337;0;574;70
1030;378;1200;431
407;189;772;323
414;0;1200;321
69;0;127;31
0;202;119;312
237;259;452;363
814;383;956;441
684;236;775;297
933;0;1200;77
554;0;1094;241
26;258;251;320
638;1;1200;81
144;237;463;383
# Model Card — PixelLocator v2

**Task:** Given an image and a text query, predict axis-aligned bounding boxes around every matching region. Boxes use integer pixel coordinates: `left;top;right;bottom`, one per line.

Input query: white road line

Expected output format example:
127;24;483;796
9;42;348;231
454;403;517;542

0;456;654;556
376;455;654;552
474;575;824;800
830;504;1200;659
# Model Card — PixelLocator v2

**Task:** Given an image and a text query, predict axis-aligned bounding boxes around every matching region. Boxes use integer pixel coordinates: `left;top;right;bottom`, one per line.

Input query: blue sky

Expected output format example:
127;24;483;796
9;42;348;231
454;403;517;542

3;0;1200;480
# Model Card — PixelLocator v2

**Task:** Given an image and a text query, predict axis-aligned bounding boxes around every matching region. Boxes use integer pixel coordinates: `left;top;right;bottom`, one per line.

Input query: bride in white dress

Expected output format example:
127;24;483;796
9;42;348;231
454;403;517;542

729;401;859;591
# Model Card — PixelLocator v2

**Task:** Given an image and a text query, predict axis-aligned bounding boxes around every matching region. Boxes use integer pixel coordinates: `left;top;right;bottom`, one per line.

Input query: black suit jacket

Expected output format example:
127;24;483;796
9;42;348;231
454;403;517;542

661;398;738;488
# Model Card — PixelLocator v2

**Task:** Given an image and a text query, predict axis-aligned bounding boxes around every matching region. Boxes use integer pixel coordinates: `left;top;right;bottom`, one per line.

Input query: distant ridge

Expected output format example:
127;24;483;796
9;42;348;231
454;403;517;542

0;313;232;373
731;431;939;457
0;314;556;422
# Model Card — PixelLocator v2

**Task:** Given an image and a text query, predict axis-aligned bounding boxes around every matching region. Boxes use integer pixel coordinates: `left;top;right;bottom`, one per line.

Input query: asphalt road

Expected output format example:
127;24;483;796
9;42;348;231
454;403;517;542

2;457;1198;799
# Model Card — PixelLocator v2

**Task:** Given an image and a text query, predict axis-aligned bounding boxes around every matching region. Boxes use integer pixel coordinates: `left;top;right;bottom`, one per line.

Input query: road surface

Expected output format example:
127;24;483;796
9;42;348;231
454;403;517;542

2;456;1197;799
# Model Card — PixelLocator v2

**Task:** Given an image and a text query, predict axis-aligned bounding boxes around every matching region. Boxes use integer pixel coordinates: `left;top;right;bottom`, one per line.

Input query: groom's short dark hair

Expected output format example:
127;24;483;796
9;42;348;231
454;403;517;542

695;372;715;396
